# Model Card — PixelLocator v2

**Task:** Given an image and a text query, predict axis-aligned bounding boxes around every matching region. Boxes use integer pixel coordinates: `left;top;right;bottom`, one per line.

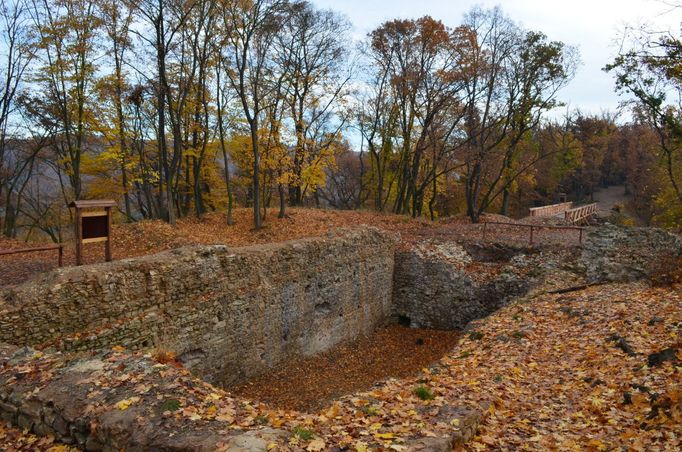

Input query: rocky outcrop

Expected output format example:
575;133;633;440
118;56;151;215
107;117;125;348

0;343;484;451
582;225;682;283
0;344;290;450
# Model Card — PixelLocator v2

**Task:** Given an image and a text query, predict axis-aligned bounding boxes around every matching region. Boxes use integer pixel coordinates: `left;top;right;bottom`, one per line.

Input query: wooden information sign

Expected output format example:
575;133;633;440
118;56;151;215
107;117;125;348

69;200;116;266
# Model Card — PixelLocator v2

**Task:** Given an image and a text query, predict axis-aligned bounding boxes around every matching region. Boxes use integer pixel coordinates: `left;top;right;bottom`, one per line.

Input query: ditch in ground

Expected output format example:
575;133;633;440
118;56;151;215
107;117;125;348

229;324;461;412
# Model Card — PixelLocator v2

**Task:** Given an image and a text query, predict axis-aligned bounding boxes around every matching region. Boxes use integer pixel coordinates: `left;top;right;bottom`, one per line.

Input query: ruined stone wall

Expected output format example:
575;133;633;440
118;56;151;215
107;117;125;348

582;224;682;283
0;227;395;385
392;242;530;330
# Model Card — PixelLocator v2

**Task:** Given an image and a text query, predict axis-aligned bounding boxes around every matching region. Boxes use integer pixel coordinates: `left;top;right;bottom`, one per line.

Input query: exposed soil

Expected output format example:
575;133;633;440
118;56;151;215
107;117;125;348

593;184;646;225
594;185;630;217
229;325;461;412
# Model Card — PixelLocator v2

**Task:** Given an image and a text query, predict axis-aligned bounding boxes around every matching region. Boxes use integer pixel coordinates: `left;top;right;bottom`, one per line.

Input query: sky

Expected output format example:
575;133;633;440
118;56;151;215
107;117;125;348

311;0;682;117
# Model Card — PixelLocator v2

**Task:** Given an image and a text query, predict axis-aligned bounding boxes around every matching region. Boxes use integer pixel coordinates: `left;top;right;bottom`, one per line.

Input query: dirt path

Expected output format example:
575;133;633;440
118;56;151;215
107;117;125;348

593;185;640;221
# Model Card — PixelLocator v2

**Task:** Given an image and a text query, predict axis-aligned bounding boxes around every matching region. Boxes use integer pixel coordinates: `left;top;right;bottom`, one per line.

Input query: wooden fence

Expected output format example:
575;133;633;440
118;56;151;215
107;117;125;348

529;202;573;217
0;244;64;267
564;203;598;225
482;221;585;246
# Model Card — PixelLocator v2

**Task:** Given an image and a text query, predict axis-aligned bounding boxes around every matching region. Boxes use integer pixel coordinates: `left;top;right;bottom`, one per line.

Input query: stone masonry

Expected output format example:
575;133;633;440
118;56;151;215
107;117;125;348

1;223;677;450
582;224;682;283
0;227;395;386
392;242;530;330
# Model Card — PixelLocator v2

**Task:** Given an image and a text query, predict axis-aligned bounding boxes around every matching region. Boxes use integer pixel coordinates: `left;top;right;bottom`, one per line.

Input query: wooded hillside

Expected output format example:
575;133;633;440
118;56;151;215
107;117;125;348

1;0;680;240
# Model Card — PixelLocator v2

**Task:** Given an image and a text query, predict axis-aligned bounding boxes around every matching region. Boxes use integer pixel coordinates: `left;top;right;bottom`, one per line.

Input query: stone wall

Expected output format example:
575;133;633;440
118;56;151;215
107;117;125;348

582;224;682;283
392;241;530;330
0;227;395;386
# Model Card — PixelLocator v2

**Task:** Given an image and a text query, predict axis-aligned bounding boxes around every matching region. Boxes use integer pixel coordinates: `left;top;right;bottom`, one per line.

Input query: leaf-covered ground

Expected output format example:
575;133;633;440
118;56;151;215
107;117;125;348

0;208;584;287
1;282;679;450
456;283;681;450
0;424;76;451
231;325;462;412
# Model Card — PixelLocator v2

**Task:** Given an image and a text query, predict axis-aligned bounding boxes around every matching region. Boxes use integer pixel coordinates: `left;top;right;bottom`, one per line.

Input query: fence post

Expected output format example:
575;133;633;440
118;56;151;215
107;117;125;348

58;245;63;267
483;222;488;242
529;226;534;246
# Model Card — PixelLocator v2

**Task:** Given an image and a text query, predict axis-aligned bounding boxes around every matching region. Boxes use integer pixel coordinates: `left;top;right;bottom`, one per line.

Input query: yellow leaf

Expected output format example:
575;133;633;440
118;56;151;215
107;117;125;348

480;434;497;445
587;439;607;451
355;441;368;452
115;396;140;410
47;446;72;452
325;404;340;418
374;433;394;440
216;413;234;423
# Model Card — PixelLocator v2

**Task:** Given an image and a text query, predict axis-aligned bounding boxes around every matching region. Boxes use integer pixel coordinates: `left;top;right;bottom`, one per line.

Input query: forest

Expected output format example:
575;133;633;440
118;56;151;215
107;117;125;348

0;0;681;240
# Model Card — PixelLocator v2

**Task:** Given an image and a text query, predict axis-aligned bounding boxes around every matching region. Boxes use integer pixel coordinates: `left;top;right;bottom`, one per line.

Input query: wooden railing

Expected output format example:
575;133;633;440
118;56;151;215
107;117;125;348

529;202;573;217
564;203;598;225
0;244;64;267
481;221;586;246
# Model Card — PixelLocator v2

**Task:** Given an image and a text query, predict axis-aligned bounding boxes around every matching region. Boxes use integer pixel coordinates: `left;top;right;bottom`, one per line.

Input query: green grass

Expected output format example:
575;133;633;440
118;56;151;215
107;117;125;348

414;385;434;401
159;398;181;412
469;331;485;340
292;426;314;441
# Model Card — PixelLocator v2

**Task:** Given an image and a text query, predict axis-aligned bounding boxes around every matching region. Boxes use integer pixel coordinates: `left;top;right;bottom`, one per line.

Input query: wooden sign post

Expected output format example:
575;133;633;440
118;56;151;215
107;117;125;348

69;200;117;266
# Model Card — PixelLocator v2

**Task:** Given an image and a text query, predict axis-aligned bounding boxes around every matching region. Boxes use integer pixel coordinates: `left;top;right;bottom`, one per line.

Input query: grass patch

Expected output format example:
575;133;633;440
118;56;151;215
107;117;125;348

292;426;315;441
469;331;485;341
159;399;181;412
414;385;434;401
511;330;527;339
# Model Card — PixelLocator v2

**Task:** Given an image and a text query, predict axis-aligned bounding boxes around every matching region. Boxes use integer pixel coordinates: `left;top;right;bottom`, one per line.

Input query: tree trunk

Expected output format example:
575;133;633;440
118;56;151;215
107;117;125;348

500;188;510;216
251;120;262;229
278;183;286;218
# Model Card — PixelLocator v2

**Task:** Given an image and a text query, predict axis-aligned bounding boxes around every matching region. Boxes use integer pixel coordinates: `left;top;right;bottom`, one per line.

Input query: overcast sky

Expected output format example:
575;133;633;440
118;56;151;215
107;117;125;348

311;0;681;117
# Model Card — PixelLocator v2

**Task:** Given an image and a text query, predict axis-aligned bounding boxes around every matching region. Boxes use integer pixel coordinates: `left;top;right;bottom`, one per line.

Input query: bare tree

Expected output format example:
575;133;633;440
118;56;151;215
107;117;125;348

460;7;576;222
27;0;102;202
218;0;286;229
126;0;197;225
97;0;135;220
274;2;351;209
0;0;34;236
